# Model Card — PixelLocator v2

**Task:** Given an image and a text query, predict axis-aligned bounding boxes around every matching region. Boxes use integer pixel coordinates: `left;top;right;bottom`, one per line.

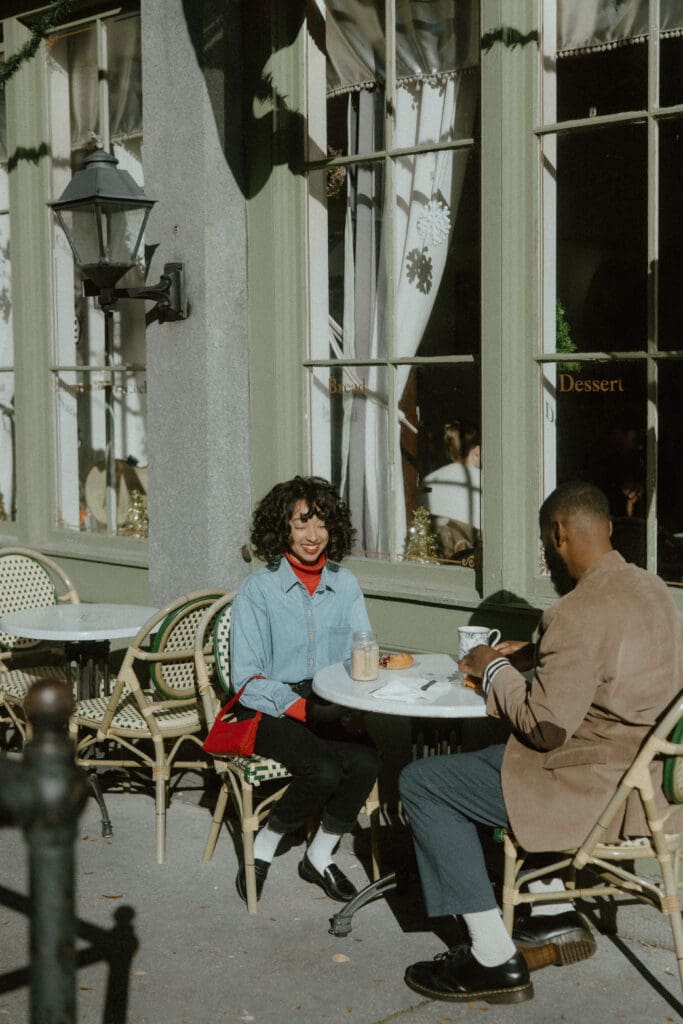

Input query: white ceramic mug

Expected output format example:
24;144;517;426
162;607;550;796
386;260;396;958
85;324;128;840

458;625;502;660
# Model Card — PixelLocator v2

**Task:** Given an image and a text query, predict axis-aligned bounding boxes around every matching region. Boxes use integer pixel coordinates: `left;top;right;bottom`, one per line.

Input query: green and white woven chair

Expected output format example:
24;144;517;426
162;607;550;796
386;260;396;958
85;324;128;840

0;546;80;744
499;688;683;992
194;593;381;914
73;589;226;863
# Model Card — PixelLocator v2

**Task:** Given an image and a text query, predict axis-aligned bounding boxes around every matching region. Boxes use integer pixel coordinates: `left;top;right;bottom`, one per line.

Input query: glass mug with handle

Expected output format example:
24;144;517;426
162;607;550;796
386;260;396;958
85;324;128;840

457;625;502;661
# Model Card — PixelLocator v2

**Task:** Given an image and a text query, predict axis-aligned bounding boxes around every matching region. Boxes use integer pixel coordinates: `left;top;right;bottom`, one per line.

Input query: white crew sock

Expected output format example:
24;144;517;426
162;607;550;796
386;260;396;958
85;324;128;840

528;876;570;916
462;908;517;967
306;825;341;874
253;824;284;864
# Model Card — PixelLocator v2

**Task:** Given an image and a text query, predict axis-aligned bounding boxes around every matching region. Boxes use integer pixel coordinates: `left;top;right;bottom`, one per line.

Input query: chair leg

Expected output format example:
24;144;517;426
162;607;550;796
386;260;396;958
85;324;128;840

364;780;382;881
203;781;230;862
501;832;521;934
242;783;258;914
155;771;169;865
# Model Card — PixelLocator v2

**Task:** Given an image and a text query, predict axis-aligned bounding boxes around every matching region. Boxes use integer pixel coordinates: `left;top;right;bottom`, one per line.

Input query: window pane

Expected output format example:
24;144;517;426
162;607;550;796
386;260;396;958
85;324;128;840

324;2;385;157
658;362;683;585
310;365;390;558
661;35;683;108
553;125;647;355
659;117;683;352
395;147;479;357
308;162;387;362
541;359;646;561
54;370;147;534
107;13;143;141
556;46;646;120
394;0;479;147
414;363;481;567
552;2;647;120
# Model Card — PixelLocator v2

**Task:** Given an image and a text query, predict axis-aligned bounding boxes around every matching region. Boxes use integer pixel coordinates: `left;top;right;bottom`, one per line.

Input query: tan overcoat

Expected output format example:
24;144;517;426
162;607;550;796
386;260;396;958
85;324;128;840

486;550;683;852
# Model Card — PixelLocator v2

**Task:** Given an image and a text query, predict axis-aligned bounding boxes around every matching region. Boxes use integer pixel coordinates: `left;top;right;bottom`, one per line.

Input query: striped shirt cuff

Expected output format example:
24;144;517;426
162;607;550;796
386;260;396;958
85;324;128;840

482;657;510;696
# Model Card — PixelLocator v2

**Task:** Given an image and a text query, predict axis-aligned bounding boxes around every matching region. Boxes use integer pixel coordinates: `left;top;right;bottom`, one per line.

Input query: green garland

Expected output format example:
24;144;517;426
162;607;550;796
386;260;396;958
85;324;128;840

0;0;74;92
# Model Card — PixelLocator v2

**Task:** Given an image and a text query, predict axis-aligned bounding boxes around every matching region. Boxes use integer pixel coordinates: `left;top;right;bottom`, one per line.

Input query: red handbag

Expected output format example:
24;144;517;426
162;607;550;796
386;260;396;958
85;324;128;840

202;685;262;757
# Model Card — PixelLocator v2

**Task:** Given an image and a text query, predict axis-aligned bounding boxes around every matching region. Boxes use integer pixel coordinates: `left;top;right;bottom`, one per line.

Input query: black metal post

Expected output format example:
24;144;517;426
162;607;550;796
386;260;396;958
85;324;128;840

0;679;89;1024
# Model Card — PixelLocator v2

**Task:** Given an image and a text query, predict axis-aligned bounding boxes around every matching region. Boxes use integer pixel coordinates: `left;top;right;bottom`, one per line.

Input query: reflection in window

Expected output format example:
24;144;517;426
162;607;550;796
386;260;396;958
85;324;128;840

307;1;481;567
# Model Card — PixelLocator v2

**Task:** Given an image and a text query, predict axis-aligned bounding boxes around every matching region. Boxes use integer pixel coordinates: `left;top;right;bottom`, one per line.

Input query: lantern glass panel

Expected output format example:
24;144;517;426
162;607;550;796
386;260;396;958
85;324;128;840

100;202;148;267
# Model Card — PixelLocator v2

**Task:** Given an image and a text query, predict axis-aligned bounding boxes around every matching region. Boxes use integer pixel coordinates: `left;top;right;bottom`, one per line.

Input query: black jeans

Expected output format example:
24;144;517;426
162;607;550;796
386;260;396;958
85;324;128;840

239;704;380;836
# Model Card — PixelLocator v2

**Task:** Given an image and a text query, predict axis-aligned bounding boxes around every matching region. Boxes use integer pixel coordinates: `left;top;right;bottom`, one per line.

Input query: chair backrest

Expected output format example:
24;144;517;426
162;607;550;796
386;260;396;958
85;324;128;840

148;590;227;700
661;700;683;805
576;689;683;858
0;546;80;652
193;592;235;727
213;602;233;695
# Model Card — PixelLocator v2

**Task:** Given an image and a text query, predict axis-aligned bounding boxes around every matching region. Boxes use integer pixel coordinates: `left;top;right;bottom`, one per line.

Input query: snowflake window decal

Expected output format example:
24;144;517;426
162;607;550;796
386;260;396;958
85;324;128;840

416;199;451;247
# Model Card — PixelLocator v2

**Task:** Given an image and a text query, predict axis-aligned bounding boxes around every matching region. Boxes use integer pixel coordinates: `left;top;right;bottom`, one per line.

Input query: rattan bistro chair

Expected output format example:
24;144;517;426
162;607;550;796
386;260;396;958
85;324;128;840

499;689;683;992
73;590;226;863
0;546;80;743
194;593;381;914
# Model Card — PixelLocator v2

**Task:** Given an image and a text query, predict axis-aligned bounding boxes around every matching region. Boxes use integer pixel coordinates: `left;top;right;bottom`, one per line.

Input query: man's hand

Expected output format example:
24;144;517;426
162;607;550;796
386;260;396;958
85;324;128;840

493;640;535;672
458;644;501;679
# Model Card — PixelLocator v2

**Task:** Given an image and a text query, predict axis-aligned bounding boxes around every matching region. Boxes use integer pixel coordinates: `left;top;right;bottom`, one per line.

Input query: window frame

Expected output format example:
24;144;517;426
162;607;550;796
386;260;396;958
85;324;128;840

1;3;148;567
249;0;683;615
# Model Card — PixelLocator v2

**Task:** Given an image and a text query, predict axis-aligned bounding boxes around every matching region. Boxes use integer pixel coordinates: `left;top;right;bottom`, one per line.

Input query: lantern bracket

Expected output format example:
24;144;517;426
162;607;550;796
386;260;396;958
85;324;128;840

82;262;187;322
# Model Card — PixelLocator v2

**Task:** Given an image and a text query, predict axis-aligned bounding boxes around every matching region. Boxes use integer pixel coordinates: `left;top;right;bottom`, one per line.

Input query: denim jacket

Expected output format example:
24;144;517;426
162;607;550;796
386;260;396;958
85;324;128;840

230;557;371;717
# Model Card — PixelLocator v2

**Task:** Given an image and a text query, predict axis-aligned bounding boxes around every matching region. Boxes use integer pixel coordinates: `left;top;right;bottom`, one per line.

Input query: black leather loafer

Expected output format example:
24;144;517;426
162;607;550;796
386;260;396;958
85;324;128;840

236;858;270;904
298;853;357;901
513;910;596;968
404;946;533;1005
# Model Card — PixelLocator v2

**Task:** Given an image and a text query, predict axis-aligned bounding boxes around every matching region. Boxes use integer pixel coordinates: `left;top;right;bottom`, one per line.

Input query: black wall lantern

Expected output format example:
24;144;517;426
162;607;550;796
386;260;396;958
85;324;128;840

50;148;187;322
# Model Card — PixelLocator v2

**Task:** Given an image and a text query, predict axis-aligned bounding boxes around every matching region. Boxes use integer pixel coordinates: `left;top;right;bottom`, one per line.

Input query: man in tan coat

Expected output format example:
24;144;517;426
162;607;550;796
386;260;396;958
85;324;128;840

400;481;682;1006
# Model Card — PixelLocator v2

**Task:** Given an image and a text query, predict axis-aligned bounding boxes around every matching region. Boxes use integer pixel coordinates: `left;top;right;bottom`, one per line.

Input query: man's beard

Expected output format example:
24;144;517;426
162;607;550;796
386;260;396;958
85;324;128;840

544;545;575;596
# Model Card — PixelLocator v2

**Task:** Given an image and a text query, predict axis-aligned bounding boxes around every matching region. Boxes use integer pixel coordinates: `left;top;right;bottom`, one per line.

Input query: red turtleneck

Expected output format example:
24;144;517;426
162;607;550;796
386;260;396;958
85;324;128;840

284;551;327;596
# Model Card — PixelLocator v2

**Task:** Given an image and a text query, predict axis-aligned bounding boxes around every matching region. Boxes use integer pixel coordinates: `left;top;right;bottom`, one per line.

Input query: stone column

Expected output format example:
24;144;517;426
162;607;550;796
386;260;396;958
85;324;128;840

141;0;252;604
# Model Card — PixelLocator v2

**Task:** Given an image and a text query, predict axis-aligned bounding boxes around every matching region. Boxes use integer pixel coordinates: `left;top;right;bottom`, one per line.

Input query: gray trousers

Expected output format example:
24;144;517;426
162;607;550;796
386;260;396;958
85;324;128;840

399;744;508;918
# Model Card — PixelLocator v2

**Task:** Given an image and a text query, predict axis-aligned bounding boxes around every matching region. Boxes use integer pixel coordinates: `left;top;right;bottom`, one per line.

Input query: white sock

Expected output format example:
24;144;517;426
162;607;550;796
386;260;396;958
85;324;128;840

462;908;517;967
306;825;341;874
253;824;283;864
528;876;570;916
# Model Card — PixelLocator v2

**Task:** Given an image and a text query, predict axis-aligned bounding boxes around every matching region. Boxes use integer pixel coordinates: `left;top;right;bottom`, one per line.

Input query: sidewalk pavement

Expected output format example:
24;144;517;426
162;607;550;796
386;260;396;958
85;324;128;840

1;779;682;1024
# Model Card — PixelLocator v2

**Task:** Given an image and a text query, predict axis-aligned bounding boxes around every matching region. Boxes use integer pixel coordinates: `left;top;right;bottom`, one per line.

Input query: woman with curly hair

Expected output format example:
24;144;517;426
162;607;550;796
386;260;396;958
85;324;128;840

230;476;381;906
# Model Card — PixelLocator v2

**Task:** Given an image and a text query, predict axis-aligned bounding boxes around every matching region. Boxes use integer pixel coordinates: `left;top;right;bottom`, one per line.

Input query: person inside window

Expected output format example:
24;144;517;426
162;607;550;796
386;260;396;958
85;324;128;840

230;475;380;905
421;419;481;561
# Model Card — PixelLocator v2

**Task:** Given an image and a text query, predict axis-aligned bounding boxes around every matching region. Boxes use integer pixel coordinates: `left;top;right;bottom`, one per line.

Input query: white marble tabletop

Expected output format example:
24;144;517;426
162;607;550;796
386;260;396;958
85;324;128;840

0;603;159;643
313;652;487;718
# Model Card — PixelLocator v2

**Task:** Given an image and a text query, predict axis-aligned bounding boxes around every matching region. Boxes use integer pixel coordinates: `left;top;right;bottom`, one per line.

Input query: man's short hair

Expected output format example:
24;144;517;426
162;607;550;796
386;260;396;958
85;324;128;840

539;481;611;531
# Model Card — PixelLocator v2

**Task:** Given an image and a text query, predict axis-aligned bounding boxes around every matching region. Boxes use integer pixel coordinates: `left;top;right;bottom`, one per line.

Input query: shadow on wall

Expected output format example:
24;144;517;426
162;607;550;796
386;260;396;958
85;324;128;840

181;0;310;199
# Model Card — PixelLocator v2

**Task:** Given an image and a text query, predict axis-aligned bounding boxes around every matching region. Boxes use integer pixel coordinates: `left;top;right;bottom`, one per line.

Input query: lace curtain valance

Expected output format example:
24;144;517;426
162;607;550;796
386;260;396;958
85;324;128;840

558;0;683;57
324;0;479;96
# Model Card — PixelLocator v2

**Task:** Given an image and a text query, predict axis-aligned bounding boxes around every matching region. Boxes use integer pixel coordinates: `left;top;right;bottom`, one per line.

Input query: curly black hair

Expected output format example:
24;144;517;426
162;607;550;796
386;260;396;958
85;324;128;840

251;476;356;565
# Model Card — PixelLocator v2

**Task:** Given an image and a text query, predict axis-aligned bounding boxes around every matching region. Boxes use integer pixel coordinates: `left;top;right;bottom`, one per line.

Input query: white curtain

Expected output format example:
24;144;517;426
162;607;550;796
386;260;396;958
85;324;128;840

324;0;479;558
63;14;141;150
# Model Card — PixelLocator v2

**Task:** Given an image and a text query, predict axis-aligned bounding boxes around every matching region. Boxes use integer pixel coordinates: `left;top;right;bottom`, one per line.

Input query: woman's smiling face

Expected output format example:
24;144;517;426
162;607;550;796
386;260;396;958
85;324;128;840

287;499;330;564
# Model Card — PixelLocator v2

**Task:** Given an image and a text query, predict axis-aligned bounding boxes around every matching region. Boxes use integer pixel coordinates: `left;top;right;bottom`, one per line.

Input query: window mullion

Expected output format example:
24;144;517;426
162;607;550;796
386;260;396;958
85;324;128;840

646;0;660;574
97;18;110;150
385;0;398;562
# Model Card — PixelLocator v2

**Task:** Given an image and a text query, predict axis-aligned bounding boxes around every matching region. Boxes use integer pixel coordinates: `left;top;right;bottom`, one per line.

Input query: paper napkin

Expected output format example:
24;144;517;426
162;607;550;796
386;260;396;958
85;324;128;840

370;676;452;703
